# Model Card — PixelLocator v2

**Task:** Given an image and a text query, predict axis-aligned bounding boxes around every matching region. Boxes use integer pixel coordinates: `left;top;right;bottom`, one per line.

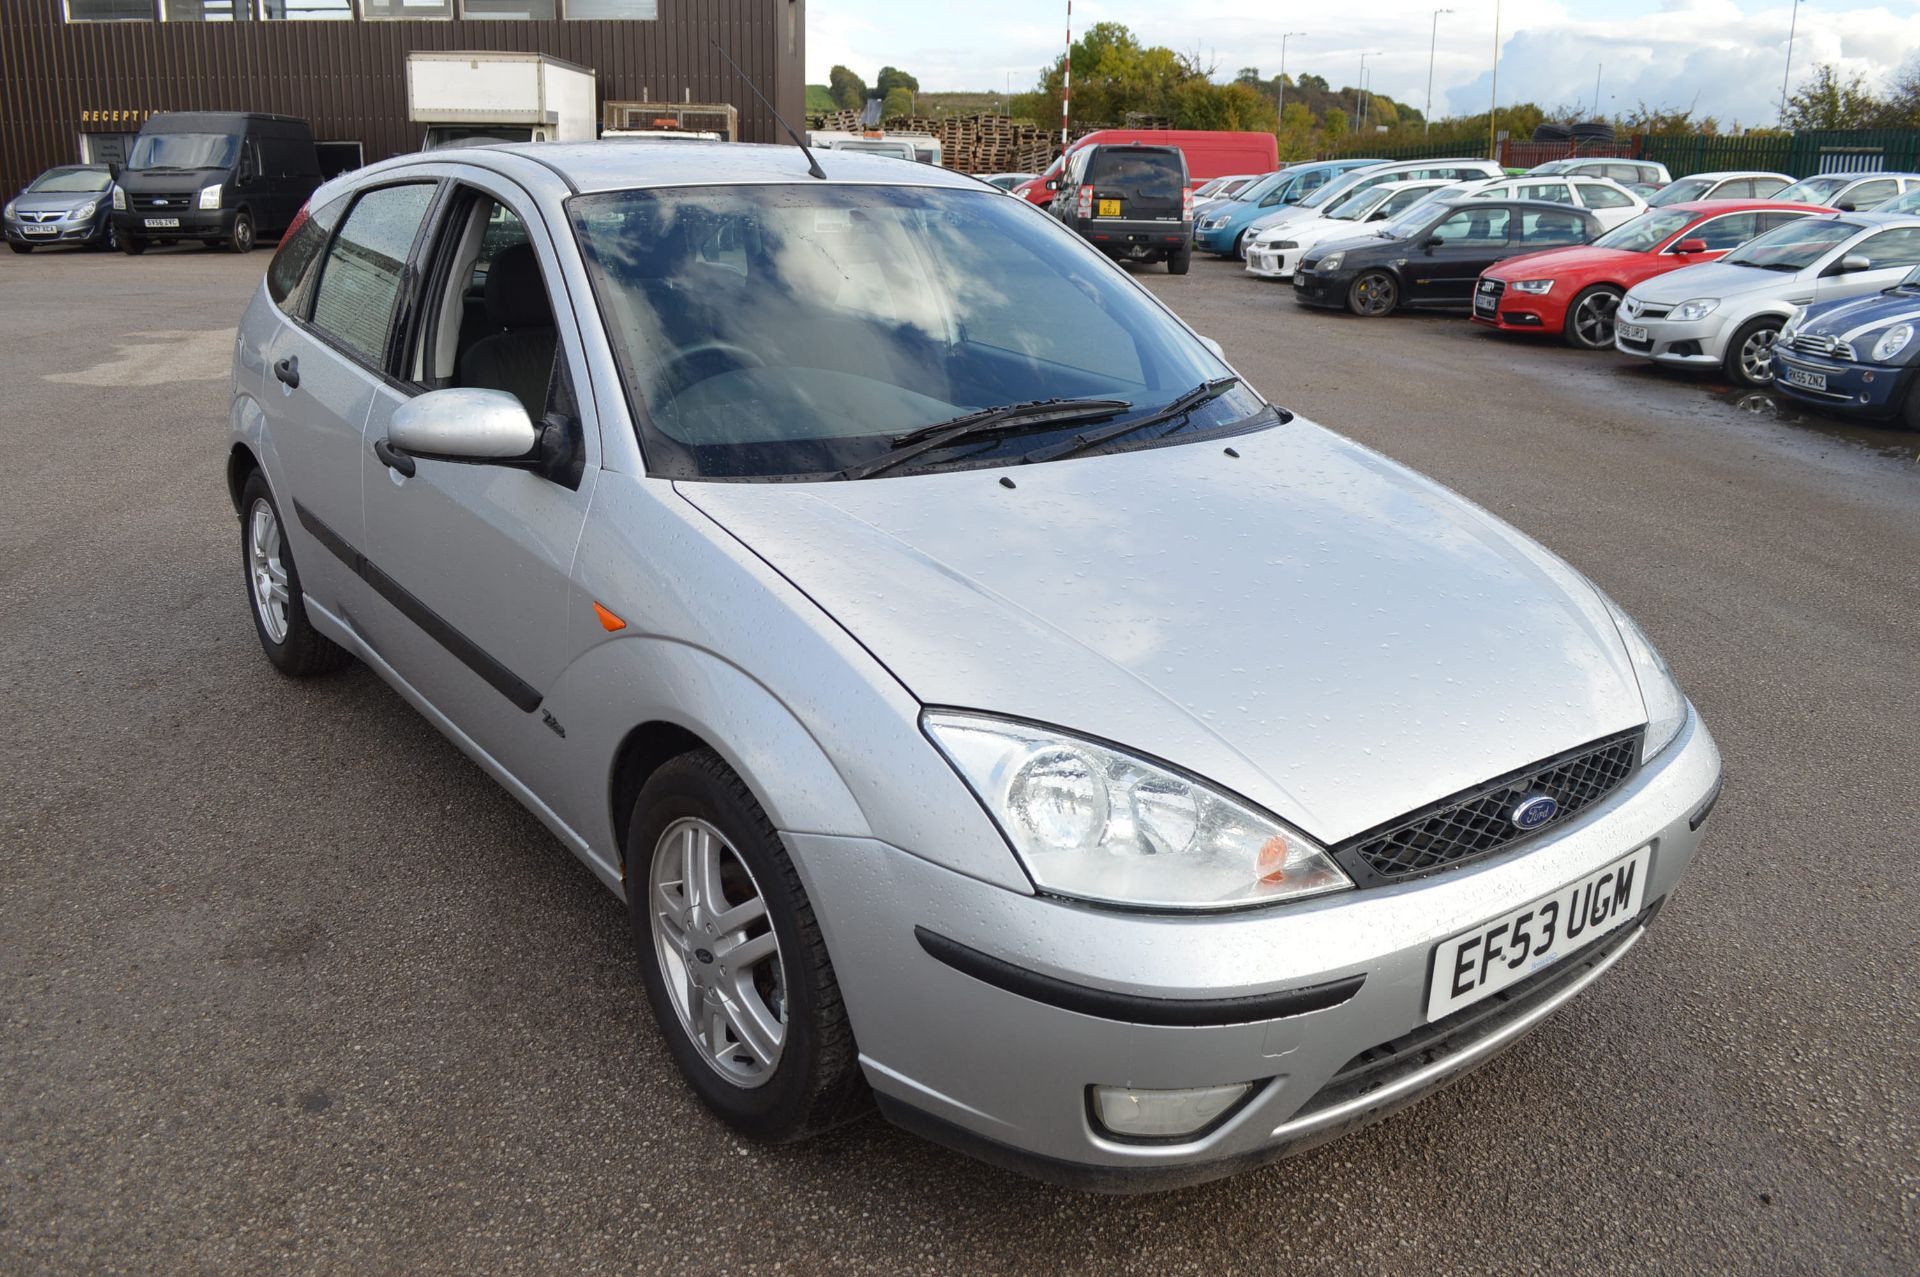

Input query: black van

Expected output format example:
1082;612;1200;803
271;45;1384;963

1047;142;1193;274
111;112;321;255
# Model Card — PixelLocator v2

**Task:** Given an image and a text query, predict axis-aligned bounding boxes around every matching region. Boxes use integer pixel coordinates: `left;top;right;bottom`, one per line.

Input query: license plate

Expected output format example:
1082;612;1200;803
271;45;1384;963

1426;846;1651;1022
1474;295;1496;315
1784;367;1827;391
144;217;180;228
1617;322;1649;343
1097;198;1122;218
22;225;56;236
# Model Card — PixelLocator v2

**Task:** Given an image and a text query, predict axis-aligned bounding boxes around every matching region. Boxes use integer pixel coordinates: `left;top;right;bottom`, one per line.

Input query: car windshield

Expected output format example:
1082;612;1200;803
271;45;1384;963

1878;188;1920;216
27;167;110;194
1298;167;1379;211
128;132;240;171
1775;174;1850;204
1722;217;1860;270
1646;178;1712;208
570;184;1263;481
1593;209;1695;253
1324;185;1393;221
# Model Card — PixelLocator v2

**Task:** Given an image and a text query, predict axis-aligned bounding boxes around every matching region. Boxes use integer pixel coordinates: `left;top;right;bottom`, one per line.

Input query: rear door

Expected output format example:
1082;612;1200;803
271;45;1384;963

1087;148;1184;223
1411;204;1514;304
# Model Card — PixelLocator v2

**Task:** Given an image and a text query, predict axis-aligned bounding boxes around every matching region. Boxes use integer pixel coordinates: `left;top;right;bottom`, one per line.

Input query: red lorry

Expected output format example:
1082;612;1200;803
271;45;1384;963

1012;129;1279;205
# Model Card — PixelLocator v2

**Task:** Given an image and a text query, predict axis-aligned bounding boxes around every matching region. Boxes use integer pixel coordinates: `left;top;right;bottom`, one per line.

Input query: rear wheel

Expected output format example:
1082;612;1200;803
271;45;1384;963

1347;270;1399;317
627;749;866;1143
1168;245;1191;275
7;242;30;255
1564;285;1623;350
238;471;351;677
1725;316;1782;389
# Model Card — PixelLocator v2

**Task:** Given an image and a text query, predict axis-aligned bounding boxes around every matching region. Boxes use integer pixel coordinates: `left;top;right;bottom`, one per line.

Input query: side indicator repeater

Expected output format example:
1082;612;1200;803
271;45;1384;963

592;601;628;633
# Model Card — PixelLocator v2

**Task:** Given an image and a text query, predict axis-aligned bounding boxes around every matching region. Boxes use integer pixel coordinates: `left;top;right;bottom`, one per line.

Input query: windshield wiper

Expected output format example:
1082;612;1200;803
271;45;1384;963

1020;377;1241;466
840;398;1131;480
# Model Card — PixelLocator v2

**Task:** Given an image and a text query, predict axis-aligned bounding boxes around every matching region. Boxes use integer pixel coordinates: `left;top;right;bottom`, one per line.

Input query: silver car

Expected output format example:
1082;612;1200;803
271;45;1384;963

228;142;1723;1190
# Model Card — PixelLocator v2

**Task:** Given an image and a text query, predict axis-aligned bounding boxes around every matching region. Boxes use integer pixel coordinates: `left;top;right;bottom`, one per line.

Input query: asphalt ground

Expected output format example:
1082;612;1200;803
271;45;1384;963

2;241;1916;1275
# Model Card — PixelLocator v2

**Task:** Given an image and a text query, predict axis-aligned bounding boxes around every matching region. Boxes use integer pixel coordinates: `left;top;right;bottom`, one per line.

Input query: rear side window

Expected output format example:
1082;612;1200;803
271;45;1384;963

1520;210;1588;245
1751;177;1790;198
1089;151;1182;198
1844;179;1897;209
1517;182;1572;204
266;193;346;313
310;183;437;366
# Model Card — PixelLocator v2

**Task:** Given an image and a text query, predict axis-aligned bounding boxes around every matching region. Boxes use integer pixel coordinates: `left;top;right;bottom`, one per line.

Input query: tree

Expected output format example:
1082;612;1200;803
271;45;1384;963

827;65;868;111
1234;67;1264;87
882;87;915;119
1873;57;1920;127
1297;73;1329;94
876;66;919;97
1323;107;1349;136
1785;63;1880;130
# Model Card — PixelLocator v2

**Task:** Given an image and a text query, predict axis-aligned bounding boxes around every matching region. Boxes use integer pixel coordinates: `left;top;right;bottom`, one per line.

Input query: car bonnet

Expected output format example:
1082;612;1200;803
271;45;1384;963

1627;259;1782;304
677;420;1645;845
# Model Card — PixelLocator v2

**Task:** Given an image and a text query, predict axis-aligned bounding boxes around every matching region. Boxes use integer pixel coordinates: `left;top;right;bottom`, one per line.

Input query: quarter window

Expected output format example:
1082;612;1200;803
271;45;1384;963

267;193;347;312
1578;183;1634;209
309;183;437;366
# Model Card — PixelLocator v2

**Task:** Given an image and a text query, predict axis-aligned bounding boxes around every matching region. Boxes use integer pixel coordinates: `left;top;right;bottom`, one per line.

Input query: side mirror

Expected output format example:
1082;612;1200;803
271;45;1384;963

1046;179;1059;192
1197;335;1226;360
1421;235;1444;250
107;161;122;181
1834;202;1856;213
1838;253;1872;273
378;388;538;477
1673;238;1709;255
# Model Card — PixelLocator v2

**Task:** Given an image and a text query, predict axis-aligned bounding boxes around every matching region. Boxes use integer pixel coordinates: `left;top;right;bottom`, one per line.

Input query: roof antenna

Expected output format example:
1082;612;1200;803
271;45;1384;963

709;40;826;180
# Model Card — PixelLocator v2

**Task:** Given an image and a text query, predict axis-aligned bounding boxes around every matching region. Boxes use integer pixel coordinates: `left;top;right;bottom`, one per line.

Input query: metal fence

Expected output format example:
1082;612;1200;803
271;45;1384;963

1318;128;1920;180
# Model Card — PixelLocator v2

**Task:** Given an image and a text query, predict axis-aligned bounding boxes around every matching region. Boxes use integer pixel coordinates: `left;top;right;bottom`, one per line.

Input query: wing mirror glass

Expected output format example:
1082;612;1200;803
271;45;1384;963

1197;335;1226;360
1422;235;1444;250
1673;238;1709;255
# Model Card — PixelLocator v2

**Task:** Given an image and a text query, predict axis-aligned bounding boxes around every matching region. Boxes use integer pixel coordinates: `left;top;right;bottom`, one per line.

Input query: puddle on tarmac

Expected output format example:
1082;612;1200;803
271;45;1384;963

1710;387;1920;464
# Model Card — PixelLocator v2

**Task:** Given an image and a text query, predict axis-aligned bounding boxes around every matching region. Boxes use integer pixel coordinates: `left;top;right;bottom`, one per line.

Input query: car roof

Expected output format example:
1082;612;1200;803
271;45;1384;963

1672;171;1791;181
474;141;988;194
1796;171;1913;183
1426;197;1599;214
1660;199;1834;215
1826;209;1920;227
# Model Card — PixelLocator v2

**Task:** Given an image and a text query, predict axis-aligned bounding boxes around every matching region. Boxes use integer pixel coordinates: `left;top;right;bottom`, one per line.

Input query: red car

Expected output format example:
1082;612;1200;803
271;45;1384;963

1471;200;1832;349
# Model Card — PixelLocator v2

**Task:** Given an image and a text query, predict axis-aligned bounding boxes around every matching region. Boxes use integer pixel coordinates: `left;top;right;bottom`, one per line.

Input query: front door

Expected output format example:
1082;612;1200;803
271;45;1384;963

1816;226;1920;303
1410;205;1513;304
354;174;601;792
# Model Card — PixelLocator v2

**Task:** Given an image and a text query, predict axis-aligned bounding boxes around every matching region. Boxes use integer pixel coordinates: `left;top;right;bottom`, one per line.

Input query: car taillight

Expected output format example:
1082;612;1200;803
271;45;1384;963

1077;185;1093;219
283;198;311;241
1182;188;1194;222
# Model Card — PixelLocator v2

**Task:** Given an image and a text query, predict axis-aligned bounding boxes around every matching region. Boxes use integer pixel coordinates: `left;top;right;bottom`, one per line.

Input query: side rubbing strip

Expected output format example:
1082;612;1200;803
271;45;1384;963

291;500;543;713
914;926;1364;1027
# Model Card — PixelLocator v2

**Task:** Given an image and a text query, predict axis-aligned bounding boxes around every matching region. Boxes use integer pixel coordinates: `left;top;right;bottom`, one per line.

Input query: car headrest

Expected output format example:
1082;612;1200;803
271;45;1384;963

485;243;552;329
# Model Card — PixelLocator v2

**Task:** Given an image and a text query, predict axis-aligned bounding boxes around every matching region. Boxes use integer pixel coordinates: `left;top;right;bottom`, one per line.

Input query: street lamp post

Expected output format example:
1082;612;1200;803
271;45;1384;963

1357;51;1379;133
1277;30;1305;122
1425;9;1452;138
1488;0;1502;163
1778;0;1803;126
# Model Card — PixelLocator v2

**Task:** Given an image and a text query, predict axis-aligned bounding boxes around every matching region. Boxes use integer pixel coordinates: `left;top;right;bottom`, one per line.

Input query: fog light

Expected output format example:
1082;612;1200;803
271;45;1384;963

1090;1081;1254;1140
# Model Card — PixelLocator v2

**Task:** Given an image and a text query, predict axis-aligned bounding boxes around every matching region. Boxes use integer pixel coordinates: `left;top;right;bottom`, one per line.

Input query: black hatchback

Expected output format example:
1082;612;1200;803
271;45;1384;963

1293;197;1601;316
1047;143;1193;274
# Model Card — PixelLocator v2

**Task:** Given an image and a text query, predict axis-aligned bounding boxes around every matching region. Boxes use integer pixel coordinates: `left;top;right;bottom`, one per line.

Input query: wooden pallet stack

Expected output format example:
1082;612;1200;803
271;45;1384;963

803;110;1062;174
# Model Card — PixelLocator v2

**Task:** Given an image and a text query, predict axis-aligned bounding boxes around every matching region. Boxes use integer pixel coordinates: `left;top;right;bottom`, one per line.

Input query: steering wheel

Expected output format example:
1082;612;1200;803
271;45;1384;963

663;341;766;393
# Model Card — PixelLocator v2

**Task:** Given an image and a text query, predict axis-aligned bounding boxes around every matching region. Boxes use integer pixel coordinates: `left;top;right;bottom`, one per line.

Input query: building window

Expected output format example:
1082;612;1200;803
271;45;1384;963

66;0;156;19
461;0;556;15
162;0;253;18
259;0;351;17
362;0;452;15
564;0;657;18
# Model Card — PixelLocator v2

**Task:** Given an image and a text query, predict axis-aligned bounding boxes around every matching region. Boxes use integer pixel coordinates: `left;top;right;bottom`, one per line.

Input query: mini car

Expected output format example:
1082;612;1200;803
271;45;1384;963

1773;265;1920;427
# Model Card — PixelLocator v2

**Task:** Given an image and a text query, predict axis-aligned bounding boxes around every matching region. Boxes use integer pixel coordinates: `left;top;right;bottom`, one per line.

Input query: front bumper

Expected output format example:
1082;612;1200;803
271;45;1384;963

794;709;1722;1190
1771;347;1917;418
1613;310;1729;367
1244;244;1299;279
113;207;237;241
5;212;107;245
1193;222;1242;254
1291;267;1355;309
1471;283;1566;334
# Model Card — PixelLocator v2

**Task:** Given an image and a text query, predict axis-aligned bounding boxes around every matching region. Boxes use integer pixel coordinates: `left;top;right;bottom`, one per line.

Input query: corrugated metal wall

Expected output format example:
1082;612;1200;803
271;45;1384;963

0;0;806;196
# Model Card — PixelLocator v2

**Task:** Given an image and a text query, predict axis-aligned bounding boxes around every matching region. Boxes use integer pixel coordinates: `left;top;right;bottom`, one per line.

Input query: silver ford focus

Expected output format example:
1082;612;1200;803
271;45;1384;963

227;142;1723;1190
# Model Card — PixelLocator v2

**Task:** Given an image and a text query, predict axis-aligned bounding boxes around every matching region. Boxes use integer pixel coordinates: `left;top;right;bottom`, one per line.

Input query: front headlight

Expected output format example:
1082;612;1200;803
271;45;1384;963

1670;297;1719;322
1778;307;1804;343
71;200;97;220
198;184;222;210
1511;278;1554;295
1599;598;1688;762
1318;252;1344;272
1203;216;1226;230
111;186;126;211
1872;322;1914;362
1270;239;1298;251
925;712;1352;910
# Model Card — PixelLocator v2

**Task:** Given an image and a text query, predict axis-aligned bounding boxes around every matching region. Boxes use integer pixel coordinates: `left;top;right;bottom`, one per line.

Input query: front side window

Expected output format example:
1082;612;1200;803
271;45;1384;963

1841;179;1897;209
1689;212;1762;252
309;183;437;365
1847;226;1920;270
129;132;238;170
1723;218;1861;271
1775;174;1850;205
28;167;112;193
571;184;1249;480
1432;207;1510;247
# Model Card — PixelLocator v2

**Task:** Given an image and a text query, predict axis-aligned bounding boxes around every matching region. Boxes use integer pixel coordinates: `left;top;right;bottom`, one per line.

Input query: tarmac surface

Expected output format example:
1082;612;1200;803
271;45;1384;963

3;244;1916;1275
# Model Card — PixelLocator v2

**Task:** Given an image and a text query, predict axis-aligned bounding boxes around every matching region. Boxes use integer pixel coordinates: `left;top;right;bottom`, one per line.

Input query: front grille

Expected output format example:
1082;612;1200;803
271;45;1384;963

1476;278;1507;306
1786;332;1855;361
132;193;187;211
1623;300;1671;320
1335;729;1642;886
20;211;60;223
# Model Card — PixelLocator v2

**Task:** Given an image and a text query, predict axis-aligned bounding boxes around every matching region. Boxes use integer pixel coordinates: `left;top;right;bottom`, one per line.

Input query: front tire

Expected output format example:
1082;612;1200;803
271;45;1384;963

7;242;30;255
227;211;255;254
1564;285;1623;350
1348;270;1399;317
119;235;146;255
1725;316;1782;389
627;750;866;1143
238;471;351;677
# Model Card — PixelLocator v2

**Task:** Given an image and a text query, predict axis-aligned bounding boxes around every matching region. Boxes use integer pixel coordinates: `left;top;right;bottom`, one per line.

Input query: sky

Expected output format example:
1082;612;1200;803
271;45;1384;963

807;1;1920;130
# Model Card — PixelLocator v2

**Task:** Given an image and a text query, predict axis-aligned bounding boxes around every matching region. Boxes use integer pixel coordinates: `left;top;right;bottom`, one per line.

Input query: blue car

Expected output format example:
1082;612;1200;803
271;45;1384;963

1773;266;1920;428
1192;159;1380;258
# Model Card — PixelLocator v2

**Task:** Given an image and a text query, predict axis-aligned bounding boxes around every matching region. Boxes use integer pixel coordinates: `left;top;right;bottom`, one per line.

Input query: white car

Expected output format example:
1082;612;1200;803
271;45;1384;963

1232;157;1505;247
1245;179;1455;281
1646;171;1792;208
1466;176;1647;230
1615;211;1920;388
1527;157;1671;187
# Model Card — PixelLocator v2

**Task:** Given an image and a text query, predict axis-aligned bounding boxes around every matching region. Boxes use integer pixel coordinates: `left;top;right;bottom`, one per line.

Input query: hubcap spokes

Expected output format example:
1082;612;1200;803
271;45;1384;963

1578;293;1619;345
247;500;290;643
1744;331;1777;383
649;817;786;1086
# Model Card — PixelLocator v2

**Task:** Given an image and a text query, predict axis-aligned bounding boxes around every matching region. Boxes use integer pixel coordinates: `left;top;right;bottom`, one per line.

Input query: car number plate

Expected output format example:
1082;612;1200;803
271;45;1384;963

1425;846;1651;1022
1784;367;1827;391
1617;322;1650;343
22;225;56;235
1098;198;1122;218
1474;294;1496;315
144;217;180;228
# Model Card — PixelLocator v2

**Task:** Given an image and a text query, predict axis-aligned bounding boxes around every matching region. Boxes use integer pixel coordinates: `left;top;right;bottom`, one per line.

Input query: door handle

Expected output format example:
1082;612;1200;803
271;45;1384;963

273;355;300;389
372;437;416;477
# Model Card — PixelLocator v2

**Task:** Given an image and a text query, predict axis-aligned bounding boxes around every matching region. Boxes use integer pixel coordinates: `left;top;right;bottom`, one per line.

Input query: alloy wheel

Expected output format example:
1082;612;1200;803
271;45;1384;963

1351;271;1397;317
1740;327;1779;385
648;816;787;1087
247;498;290;644
1572;289;1620;348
